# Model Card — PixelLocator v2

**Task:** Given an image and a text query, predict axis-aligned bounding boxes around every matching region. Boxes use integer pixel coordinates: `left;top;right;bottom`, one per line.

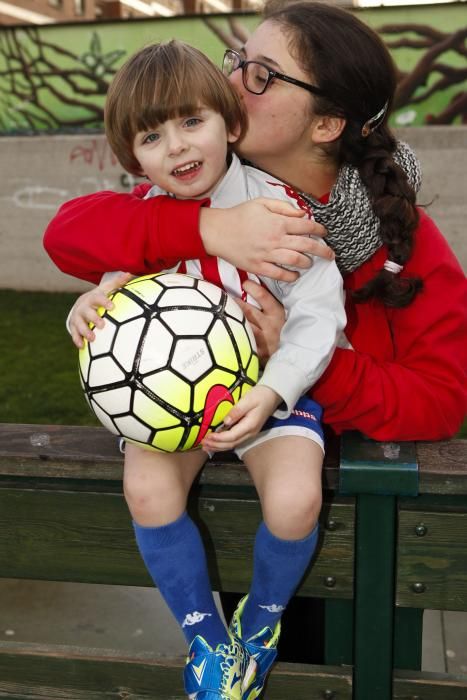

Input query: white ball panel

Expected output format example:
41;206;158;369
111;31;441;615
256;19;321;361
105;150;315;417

157;273;195;288
160;309;213;336
196;279;223;305
114;414;152;442
89;399;119;434
224;295;244;321
158;288;211;309
172;338;212;381
113;317;146;372
138;319;174;375
89;318;117;357
244;318;257;352
88;356;126;388
92;386;133;416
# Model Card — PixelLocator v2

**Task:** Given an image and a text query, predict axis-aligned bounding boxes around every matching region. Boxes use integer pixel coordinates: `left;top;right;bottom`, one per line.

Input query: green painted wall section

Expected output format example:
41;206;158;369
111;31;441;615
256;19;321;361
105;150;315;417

0;3;465;134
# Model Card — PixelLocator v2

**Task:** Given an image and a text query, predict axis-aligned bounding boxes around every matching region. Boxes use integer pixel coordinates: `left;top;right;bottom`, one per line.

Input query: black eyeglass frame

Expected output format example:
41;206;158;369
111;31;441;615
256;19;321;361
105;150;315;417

223;48;326;97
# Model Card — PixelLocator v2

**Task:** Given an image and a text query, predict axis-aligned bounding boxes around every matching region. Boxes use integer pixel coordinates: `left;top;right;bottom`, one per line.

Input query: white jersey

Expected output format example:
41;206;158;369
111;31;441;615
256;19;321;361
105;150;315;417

120;154;347;417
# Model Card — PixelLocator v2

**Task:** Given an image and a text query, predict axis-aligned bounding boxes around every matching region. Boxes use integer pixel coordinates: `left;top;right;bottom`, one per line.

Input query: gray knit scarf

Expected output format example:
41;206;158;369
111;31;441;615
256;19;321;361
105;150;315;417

300;141;422;274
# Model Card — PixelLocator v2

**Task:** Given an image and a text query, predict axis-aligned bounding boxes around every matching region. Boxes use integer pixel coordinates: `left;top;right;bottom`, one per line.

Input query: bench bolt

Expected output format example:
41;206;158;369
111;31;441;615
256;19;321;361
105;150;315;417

414;524;427;537
324;576;337;588
411;582;426;593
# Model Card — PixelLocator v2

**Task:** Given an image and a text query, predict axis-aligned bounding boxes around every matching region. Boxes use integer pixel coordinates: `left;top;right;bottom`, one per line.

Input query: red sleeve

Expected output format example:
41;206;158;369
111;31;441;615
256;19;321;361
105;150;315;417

43;188;209;284
313;212;467;441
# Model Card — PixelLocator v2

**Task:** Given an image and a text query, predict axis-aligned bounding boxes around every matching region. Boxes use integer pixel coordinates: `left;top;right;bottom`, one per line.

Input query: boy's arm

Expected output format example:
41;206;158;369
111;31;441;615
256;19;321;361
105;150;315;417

258;250;346;416
43;190;208;284
202;250;346;451
67;271;133;348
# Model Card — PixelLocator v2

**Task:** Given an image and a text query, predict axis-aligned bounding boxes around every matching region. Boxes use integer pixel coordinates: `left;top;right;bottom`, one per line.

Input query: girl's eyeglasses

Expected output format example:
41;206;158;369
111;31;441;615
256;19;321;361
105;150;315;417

222;48;326;97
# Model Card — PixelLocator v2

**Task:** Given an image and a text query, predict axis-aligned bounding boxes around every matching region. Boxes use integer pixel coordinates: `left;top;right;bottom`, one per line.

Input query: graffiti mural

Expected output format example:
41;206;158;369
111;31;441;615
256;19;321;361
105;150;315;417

0;3;465;134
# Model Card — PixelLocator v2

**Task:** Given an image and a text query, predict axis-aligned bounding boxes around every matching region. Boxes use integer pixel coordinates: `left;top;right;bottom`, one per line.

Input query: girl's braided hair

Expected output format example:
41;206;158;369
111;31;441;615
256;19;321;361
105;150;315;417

264;0;423;307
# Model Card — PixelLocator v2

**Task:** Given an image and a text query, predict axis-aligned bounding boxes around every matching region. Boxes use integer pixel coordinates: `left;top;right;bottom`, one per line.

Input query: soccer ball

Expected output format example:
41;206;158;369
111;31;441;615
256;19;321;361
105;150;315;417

79;272;259;452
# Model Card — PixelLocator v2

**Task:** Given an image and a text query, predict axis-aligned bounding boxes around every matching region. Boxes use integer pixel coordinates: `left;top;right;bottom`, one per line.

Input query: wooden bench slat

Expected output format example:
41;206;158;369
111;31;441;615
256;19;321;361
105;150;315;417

0;423;342;490
393;668;467;699
2;425;467;494
397;508;467;610
0;641;353;699
0;488;354;598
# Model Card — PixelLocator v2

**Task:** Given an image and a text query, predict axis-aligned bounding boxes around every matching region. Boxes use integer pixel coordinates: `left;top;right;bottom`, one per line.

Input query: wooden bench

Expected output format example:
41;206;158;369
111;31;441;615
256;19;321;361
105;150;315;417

0;423;466;699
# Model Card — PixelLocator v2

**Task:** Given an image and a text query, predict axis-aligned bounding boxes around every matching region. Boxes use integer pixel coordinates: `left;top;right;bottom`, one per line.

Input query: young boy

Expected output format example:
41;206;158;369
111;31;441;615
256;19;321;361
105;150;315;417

65;41;346;700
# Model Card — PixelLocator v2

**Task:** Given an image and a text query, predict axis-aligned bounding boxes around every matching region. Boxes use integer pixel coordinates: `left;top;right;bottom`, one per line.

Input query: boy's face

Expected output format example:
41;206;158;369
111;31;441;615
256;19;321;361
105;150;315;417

133;107;238;199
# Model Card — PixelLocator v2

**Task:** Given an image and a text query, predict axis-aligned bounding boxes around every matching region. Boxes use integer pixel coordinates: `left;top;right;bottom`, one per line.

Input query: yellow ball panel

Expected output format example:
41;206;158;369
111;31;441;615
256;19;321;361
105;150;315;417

228;319;253;369
143;370;191;414
124;277;164;306
212;398;235;427
246;355;259;383
240;381;254;398
207;320;239;372
152;426;186;452
107;293;144;323
182;425;204;451
78;344;90;382
133;390;180;429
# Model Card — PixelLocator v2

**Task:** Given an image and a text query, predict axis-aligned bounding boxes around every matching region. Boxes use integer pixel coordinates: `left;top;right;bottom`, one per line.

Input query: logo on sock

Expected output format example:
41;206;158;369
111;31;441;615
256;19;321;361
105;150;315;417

182;611;213;627
259;603;286;613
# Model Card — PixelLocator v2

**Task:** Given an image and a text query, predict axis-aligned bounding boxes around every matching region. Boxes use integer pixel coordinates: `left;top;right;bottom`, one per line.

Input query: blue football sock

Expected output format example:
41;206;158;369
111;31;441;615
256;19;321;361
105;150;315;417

133;512;229;648
241;521;319;640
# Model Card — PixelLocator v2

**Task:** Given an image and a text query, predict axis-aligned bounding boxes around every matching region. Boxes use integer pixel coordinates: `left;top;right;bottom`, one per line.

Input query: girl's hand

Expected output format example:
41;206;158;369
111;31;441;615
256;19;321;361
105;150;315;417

235;280;286;366
68;271;133;349
201;385;281;452
200;198;332;283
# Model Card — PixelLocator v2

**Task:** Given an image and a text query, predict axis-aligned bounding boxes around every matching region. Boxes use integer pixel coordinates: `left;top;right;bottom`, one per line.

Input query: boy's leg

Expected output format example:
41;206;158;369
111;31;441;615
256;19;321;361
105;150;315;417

124;444;230;648
240;435;322;638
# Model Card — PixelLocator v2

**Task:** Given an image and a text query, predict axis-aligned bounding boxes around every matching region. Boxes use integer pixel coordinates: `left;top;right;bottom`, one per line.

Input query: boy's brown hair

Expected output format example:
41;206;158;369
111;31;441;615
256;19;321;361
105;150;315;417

105;40;247;175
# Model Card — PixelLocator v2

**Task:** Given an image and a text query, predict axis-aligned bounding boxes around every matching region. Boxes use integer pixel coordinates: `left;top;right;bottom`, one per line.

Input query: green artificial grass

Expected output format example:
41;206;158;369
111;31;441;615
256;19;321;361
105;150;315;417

0;289;465;437
0;290;98;426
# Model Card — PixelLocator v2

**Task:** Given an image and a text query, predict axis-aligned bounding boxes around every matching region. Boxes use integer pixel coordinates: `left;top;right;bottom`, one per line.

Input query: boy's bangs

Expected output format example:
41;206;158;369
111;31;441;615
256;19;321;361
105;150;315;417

133;61;223;133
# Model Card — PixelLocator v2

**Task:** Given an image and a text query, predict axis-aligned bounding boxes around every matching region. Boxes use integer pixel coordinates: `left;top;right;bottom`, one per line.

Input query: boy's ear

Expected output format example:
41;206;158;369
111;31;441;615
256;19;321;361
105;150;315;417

311;115;346;144
227;122;242;144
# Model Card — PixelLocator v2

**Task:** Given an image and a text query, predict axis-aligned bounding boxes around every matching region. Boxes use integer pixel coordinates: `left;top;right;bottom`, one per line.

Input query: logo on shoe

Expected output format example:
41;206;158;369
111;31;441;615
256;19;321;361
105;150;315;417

191;657;207;685
258;603;285;613
182;611;213;627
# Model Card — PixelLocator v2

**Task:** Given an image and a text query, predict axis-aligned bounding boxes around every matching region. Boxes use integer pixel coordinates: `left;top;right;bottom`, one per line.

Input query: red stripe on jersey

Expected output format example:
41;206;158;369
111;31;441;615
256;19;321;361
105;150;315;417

237;269;249;301
200;256;223;289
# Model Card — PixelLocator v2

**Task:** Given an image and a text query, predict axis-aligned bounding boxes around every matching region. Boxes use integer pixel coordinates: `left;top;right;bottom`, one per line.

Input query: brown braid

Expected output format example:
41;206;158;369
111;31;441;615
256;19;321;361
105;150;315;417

263;0;423;307
340;124;423;306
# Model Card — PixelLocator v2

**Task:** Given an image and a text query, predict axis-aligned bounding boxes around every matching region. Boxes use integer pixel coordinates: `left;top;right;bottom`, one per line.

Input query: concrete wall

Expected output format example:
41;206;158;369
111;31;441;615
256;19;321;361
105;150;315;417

1;126;465;294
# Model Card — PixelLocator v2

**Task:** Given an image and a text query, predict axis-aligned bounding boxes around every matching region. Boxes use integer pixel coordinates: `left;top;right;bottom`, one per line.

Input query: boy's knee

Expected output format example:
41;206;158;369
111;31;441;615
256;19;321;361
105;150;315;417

264;484;322;540
123;465;186;525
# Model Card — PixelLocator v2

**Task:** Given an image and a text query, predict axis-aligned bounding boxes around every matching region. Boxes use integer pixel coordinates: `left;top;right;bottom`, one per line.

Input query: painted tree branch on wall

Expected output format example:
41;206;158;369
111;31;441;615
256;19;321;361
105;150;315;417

378;23;467;124
0;10;465;133
0;27;125;131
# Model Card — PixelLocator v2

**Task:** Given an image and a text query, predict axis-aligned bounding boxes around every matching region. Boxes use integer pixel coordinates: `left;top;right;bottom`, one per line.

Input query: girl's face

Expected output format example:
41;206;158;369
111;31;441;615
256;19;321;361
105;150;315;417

230;20;316;174
133;107;238;199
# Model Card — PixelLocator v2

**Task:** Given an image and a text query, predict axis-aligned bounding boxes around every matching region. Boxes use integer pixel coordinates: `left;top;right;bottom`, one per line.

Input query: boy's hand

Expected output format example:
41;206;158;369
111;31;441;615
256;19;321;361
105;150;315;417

68;271;133;349
201;385;281;452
